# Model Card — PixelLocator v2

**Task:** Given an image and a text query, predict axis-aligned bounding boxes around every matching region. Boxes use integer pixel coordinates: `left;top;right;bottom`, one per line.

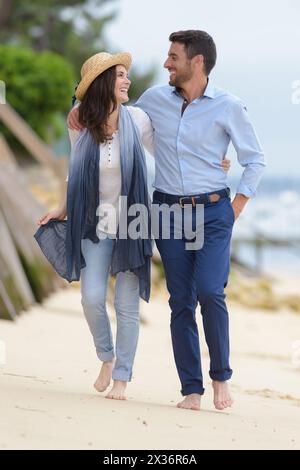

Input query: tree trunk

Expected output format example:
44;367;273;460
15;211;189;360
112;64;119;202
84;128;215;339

0;0;13;30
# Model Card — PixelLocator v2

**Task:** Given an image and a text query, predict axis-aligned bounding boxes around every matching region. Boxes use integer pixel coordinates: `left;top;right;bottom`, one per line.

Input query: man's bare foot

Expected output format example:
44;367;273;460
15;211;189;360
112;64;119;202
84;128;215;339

177;393;201;411
212;380;233;410
93;360;114;393
105;380;127;400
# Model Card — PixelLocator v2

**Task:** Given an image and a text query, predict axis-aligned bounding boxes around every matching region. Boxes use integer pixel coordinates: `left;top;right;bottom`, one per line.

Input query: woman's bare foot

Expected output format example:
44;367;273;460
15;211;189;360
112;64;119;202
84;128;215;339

212;380;233;410
93;360;114;393
105;380;127;400
177;393;201;411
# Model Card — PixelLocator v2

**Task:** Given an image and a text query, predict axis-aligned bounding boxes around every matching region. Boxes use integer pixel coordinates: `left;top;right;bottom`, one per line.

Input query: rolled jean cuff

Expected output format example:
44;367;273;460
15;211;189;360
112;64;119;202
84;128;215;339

112;369;132;382
181;383;205;396
97;350;115;362
209;368;233;382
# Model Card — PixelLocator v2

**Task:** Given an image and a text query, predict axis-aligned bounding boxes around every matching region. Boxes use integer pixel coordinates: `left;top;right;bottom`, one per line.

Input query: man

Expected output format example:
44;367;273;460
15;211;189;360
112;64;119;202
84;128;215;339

67;30;265;411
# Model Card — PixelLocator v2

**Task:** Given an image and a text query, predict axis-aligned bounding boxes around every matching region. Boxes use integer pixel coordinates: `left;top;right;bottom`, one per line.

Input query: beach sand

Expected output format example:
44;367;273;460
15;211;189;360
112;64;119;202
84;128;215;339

1;286;300;450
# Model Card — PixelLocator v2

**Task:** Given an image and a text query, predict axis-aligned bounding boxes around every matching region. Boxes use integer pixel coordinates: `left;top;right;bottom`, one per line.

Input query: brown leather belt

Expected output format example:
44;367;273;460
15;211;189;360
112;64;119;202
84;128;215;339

153;188;230;208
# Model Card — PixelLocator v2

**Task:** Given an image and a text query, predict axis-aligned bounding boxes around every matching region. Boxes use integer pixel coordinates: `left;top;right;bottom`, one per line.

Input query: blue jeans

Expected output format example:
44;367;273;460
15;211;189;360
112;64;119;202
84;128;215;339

80;237;140;382
153;194;234;396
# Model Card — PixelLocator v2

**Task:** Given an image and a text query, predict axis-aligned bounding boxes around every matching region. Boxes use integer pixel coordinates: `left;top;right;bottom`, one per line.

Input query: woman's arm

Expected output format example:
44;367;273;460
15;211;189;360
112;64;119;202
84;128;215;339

37;128;79;226
128;106;155;156
67;103;83;131
37;183;67;226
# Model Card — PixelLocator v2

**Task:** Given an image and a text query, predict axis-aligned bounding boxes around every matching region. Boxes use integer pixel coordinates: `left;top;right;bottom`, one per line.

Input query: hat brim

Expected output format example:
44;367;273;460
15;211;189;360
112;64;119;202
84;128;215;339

75;52;132;101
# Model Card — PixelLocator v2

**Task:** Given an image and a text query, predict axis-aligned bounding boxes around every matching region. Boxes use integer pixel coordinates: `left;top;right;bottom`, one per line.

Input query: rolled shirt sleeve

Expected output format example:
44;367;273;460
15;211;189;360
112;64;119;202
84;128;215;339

224;100;266;198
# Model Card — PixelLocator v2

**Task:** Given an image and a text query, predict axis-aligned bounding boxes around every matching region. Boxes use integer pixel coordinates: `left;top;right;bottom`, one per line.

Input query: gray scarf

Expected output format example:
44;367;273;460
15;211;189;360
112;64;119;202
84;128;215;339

35;105;152;301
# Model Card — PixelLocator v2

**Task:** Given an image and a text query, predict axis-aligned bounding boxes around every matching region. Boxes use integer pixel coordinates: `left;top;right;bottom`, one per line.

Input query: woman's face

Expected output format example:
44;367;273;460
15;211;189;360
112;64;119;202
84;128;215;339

114;65;131;104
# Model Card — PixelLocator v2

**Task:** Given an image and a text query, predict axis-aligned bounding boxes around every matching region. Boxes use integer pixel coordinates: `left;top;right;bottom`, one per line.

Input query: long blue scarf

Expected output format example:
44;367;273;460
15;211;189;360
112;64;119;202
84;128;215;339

35;105;152;302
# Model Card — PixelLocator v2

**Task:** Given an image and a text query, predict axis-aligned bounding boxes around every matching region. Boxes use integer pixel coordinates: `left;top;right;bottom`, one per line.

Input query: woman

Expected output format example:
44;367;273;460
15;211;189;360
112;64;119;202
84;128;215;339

37;51;230;401
38;52;154;401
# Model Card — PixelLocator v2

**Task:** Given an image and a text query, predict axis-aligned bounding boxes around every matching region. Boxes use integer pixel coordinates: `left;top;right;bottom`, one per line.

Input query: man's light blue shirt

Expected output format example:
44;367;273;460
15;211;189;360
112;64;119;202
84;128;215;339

135;80;266;197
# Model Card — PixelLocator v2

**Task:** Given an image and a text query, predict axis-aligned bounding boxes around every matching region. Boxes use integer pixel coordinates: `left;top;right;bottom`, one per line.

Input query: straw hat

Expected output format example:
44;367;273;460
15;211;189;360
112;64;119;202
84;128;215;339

75;51;132;101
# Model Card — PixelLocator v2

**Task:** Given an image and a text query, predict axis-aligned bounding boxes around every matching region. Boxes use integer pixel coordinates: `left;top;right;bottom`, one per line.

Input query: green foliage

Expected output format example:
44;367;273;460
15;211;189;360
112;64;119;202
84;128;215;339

0;0;156;145
0;0;119;72
0;45;74;143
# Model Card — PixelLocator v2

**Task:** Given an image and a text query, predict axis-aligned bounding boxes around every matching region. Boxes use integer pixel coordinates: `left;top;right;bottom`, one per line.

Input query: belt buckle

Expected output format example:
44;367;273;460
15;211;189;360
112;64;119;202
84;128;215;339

179;196;196;208
179;197;186;208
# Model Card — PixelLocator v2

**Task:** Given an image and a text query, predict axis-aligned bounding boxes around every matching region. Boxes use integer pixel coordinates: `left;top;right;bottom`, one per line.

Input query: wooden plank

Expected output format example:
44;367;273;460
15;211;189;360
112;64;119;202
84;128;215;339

0;164;65;298
0;278;18;320
0;102;65;180
0;210;35;307
0;133;18;167
0;163;46;259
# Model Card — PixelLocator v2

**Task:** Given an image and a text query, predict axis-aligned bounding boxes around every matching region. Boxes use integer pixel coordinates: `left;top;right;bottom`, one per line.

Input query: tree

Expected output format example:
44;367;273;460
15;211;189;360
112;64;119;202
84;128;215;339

0;1;116;70
0;0;155;101
0;45;74;145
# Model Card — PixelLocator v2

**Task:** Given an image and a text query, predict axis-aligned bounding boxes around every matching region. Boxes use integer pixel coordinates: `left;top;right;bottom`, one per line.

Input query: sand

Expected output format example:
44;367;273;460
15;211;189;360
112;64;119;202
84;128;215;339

1;286;300;450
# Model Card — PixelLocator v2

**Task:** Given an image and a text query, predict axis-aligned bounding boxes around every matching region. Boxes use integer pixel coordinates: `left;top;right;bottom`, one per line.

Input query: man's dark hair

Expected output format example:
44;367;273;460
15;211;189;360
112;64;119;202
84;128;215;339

169;30;217;75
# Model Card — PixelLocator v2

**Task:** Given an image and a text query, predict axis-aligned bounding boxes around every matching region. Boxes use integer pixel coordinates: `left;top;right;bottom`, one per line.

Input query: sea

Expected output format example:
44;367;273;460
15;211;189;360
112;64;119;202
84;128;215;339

145;157;300;277
227;175;300;276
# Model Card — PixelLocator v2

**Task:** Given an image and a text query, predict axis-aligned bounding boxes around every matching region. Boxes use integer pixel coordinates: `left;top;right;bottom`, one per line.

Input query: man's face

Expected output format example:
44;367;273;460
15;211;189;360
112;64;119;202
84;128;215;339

164;42;193;87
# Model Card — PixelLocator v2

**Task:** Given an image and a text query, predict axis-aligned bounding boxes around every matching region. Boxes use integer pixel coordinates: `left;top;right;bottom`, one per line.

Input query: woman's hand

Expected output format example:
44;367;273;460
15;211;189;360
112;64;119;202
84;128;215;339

37;208;66;226
222;157;231;172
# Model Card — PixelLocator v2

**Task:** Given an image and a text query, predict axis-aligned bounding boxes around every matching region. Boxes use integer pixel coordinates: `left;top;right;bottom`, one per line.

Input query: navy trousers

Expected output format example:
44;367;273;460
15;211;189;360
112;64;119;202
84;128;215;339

153;193;234;396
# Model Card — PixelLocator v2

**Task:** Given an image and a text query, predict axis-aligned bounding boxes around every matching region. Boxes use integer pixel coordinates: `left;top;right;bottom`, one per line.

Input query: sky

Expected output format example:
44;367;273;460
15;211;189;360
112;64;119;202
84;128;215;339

104;0;300;177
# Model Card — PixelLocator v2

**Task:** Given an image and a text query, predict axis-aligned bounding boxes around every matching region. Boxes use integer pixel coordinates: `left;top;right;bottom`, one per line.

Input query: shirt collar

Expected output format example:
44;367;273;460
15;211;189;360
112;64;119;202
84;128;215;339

172;77;215;100
202;78;215;99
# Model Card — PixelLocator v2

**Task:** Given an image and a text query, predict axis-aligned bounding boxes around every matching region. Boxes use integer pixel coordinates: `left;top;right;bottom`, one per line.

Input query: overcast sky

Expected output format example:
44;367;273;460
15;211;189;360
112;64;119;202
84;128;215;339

105;0;300;177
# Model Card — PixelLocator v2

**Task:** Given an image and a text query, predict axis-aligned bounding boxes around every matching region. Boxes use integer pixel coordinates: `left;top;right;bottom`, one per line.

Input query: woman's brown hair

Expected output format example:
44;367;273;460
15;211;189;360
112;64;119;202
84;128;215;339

78;65;117;144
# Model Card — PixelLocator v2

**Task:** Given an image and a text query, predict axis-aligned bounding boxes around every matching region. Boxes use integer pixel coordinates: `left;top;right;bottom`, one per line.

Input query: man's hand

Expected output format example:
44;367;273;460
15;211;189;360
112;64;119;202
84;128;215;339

231;193;249;221
67;106;83;131
222;158;231;172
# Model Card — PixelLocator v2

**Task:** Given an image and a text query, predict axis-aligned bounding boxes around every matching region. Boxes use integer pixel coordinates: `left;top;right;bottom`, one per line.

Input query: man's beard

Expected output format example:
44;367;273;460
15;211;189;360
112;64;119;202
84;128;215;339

169;68;193;87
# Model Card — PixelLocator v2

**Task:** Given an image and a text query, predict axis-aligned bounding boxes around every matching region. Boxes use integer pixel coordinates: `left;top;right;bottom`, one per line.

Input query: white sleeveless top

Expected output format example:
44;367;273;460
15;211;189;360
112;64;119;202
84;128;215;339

67;106;154;236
